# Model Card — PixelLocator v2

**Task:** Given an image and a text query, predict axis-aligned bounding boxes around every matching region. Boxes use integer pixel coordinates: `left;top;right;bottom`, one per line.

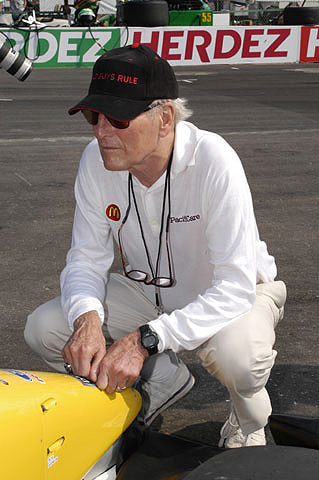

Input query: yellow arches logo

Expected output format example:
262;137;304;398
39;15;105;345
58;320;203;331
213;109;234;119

106;204;121;221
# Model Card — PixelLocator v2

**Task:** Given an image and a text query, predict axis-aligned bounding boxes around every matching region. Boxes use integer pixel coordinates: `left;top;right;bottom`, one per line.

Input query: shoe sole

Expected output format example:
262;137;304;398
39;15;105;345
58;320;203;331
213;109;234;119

145;372;195;426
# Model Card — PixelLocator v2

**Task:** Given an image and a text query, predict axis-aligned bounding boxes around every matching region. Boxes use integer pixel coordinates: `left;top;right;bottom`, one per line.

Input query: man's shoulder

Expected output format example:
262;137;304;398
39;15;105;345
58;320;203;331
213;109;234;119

176;121;239;172
176;121;232;151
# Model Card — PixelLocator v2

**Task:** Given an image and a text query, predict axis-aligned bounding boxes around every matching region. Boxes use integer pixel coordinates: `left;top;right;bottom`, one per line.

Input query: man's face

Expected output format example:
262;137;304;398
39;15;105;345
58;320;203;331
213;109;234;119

93;108;163;175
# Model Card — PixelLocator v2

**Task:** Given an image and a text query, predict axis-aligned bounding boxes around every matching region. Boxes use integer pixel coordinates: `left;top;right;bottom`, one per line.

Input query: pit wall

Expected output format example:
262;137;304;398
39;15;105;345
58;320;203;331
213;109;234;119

1;25;319;67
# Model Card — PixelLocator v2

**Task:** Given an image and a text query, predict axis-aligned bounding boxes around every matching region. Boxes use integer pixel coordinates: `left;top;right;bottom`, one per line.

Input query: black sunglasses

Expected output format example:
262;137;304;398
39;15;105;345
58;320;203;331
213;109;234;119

81;102;162;129
82;110;130;129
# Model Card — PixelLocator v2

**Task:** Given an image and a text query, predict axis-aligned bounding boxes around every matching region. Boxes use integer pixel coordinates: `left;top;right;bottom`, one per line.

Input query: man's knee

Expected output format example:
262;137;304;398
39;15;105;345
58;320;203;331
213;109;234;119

24;297;64;354
200;340;277;396
25;304;50;352
232;349;277;396
24;312;38;350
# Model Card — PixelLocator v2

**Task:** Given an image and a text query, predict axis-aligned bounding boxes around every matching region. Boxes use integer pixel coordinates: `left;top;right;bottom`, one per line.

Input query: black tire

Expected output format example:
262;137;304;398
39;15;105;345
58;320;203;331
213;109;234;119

117;1;169;27
184;446;319;480
168;0;203;9
283;6;319;26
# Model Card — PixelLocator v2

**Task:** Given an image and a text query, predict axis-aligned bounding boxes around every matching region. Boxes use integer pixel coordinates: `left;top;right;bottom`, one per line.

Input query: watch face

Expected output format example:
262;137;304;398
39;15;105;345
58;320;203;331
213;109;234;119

142;334;156;348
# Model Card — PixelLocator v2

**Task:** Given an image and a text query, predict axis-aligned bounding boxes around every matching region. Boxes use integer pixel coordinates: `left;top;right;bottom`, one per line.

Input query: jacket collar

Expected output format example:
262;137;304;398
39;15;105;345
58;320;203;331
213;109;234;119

171;121;197;179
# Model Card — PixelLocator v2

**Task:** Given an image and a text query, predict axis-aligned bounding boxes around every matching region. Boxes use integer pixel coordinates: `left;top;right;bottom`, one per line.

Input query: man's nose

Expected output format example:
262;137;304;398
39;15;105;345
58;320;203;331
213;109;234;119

94;113;115;137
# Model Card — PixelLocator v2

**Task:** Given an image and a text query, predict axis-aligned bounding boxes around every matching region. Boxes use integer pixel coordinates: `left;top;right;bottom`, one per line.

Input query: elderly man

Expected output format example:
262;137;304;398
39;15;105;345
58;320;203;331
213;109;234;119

25;44;286;447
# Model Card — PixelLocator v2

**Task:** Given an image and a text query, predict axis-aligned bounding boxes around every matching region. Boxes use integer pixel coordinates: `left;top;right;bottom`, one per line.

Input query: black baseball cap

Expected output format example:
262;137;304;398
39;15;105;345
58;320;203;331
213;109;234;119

68;44;179;121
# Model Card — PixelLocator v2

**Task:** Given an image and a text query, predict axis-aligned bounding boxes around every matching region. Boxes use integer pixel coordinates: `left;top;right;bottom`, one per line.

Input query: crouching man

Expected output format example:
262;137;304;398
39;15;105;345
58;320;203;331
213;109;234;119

25;44;286;447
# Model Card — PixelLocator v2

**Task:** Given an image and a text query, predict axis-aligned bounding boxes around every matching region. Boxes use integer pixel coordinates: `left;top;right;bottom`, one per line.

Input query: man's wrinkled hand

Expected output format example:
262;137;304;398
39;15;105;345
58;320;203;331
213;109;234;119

62;310;106;383
95;329;148;393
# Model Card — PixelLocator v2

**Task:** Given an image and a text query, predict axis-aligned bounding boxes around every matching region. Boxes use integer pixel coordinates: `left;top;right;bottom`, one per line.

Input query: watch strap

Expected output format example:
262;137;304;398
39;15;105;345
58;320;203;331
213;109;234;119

139;324;159;356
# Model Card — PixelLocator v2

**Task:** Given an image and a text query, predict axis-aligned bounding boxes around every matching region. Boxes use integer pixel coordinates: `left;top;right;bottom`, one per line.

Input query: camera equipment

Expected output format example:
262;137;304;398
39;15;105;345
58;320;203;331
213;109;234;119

0;34;33;81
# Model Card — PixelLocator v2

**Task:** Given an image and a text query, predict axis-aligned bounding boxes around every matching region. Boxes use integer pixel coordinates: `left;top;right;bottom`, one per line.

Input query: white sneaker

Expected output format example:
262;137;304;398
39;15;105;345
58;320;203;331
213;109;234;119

219;409;266;448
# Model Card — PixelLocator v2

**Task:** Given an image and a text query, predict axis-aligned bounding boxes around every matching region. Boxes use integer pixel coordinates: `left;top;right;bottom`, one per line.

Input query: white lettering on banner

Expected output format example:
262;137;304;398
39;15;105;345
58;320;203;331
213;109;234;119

58;31;82;63
125;26;299;65
6;31;25;52
307;28;319;58
27;32;38;61
33;32;58;63
4;28;115;66
83;31;112;62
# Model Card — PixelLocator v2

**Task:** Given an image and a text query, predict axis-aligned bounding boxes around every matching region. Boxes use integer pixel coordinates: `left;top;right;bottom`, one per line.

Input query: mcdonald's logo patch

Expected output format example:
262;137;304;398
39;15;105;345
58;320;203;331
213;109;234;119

106;204;121;221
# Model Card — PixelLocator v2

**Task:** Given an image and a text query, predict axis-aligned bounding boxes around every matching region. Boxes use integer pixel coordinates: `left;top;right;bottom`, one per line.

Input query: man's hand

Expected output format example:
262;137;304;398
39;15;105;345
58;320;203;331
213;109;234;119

62;310;106;383
95;329;148;393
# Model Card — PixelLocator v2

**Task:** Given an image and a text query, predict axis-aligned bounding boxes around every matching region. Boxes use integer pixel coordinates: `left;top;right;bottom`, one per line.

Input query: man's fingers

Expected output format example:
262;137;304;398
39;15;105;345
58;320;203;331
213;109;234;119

62;347;71;367
89;349;107;383
76;350;94;378
62;311;106;379
95;360;130;393
95;331;146;393
105;377;118;394
64;340;91;377
104;371;134;394
95;366;110;390
115;378;129;392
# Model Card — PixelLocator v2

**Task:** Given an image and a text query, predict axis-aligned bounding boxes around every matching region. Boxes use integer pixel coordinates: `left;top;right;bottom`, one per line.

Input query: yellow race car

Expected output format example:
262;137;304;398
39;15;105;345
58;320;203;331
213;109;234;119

0;368;318;480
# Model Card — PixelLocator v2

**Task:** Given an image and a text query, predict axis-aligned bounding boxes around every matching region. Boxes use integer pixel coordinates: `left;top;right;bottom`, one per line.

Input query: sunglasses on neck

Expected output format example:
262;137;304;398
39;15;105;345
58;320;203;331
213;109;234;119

81;101;163;130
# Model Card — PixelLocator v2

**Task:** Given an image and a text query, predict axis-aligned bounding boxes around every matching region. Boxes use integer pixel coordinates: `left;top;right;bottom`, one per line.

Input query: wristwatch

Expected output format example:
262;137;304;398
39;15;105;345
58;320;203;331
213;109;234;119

139;324;159;356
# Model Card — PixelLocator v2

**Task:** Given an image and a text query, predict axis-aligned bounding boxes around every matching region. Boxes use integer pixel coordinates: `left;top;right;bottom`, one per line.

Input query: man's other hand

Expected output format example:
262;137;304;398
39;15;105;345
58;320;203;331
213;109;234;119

62;310;106;383
95;329;148;393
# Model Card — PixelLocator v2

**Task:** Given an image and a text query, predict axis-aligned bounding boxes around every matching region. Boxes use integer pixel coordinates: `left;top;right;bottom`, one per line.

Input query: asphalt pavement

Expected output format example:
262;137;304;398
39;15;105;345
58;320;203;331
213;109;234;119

0;61;318;446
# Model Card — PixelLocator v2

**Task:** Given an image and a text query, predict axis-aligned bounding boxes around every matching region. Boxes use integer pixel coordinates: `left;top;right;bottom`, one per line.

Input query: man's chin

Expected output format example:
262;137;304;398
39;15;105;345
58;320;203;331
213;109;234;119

102;158;125;172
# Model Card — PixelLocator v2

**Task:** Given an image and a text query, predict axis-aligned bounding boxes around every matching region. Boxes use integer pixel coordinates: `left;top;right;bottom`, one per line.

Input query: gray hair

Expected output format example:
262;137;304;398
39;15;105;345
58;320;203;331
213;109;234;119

148;98;193;125
172;98;193;124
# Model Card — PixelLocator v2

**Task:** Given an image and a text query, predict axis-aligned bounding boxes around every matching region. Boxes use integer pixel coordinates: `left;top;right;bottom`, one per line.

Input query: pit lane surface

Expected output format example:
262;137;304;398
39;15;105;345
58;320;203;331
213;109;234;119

1;62;318;446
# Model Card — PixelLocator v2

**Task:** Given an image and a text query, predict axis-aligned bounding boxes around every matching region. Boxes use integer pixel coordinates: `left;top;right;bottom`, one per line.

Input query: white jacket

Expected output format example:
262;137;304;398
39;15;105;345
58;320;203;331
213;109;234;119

60;121;277;353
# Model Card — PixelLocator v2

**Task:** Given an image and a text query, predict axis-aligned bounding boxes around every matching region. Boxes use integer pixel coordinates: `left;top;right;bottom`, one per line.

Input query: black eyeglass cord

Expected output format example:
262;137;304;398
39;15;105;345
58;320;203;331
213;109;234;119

154;153;172;280
129;174;156;278
122;150;173;310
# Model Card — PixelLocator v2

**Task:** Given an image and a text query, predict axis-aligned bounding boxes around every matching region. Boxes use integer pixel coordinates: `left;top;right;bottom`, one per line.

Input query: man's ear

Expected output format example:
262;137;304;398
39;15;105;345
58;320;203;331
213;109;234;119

159;103;175;138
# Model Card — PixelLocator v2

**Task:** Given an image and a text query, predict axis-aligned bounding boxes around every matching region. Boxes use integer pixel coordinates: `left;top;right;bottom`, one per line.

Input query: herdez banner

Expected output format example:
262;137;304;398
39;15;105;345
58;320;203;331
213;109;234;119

0;25;310;67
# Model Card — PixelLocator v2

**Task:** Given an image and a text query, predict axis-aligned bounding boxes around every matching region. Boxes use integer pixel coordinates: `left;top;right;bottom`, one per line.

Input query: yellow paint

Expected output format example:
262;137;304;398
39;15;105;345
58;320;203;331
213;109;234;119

0;369;141;479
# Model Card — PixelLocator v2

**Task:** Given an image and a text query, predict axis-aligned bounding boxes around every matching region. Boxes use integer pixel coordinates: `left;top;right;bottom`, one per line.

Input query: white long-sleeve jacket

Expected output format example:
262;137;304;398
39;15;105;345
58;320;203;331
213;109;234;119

60;121;277;353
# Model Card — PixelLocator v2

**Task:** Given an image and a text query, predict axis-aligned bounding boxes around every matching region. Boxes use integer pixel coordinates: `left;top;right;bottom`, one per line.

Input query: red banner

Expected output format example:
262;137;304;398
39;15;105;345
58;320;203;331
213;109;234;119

300;26;319;63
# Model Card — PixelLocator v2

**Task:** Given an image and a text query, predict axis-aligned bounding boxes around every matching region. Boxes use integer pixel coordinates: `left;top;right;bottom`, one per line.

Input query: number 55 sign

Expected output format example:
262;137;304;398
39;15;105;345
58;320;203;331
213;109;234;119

201;11;213;24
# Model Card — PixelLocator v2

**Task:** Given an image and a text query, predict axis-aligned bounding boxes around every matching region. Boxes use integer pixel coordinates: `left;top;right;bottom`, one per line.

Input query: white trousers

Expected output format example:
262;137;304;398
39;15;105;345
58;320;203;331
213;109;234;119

24;273;286;435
